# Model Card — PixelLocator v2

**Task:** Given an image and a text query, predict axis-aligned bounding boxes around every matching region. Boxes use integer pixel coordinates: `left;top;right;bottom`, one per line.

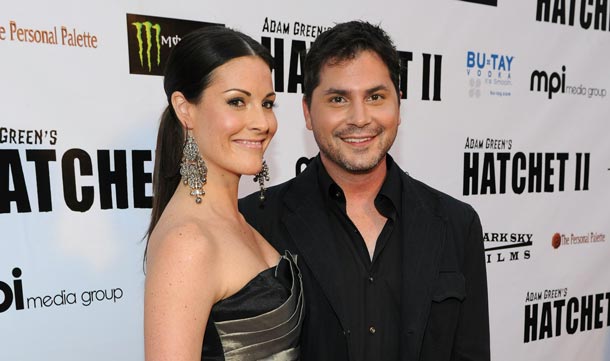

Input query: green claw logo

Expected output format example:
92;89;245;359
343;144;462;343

132;21;161;72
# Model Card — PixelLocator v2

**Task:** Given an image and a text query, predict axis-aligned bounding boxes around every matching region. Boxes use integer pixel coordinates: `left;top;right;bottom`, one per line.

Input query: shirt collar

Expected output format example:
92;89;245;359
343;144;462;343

315;154;402;216
378;154;402;217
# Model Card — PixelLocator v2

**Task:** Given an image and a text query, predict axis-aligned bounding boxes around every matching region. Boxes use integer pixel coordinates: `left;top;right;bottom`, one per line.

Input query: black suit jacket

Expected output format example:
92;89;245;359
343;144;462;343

239;157;490;361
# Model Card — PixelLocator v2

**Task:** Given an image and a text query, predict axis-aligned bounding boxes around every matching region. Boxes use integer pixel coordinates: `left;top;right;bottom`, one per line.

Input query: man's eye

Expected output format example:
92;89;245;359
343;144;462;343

369;94;383;101
330;96;345;103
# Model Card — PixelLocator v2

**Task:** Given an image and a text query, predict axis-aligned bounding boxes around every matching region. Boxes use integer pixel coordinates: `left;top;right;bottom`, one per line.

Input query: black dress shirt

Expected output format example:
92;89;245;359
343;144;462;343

317;156;403;361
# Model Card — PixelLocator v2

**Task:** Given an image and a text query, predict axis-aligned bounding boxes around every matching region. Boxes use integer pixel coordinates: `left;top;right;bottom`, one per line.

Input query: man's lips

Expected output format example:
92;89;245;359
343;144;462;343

339;134;378;146
342;136;374;144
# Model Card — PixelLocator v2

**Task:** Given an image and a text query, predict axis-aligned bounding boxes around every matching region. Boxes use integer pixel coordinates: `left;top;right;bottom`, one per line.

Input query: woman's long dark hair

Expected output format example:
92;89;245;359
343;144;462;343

144;26;273;262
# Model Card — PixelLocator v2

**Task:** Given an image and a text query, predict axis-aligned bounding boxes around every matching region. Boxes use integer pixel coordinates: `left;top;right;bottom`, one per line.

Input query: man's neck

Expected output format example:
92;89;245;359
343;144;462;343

320;154;388;202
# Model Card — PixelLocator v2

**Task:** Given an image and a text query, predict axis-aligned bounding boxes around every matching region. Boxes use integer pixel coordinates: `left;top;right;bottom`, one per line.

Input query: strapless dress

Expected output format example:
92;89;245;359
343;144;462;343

201;251;304;361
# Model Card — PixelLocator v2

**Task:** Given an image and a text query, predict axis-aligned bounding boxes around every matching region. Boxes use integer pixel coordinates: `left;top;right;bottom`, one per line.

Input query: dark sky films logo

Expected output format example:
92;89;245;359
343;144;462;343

536;0;610;32
458;0;498;6
466;51;514;98
524;288;610;343
529;65;607;99
551;232;606;249
484;232;532;264
126;14;221;76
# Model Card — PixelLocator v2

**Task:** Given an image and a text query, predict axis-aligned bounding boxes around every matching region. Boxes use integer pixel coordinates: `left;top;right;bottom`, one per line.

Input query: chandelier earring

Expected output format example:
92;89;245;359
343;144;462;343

253;160;270;203
180;130;207;204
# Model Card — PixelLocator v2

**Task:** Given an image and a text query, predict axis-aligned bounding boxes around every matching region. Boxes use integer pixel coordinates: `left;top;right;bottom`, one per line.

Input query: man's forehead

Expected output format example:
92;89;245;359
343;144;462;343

317;52;393;87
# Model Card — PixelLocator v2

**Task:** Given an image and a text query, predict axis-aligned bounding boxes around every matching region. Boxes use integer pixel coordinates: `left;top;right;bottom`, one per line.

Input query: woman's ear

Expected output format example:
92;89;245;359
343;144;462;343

170;91;192;129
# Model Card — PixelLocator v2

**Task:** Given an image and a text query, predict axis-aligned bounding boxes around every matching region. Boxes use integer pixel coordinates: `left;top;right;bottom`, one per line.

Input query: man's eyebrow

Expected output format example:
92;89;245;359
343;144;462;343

365;85;390;94
322;85;390;96
322;88;349;96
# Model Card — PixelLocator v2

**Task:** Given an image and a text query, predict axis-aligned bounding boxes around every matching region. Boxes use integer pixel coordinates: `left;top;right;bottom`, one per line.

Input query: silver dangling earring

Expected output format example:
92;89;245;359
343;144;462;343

253;160;270;202
180;130;207;204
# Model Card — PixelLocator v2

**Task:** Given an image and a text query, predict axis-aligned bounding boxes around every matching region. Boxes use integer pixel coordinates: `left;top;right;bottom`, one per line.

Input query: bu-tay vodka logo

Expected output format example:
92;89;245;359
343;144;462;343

466;51;514;98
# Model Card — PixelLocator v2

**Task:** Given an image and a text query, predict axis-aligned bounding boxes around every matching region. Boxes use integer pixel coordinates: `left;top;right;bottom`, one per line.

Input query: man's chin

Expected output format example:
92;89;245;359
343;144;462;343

319;147;387;174
338;156;385;174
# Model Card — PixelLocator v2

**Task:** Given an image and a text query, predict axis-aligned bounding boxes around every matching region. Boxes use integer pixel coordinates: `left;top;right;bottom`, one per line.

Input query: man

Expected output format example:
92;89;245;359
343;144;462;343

240;20;490;361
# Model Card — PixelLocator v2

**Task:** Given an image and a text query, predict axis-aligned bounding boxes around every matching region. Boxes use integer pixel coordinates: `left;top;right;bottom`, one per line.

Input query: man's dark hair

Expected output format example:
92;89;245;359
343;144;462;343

303;20;401;107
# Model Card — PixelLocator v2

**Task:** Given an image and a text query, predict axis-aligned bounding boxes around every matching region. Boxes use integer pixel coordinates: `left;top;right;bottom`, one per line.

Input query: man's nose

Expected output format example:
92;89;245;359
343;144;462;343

347;100;372;127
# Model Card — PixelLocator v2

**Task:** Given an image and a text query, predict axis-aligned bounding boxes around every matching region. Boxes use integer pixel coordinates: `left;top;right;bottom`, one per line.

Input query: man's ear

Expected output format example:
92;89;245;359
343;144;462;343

302;97;313;131
170;91;193;129
398;90;403;125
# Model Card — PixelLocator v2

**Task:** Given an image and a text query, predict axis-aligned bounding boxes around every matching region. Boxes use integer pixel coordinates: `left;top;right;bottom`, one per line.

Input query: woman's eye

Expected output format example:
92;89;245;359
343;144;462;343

262;100;276;109
228;98;245;107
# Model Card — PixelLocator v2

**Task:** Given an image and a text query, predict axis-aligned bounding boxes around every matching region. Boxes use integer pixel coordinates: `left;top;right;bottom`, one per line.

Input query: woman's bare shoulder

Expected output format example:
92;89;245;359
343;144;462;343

147;216;221;272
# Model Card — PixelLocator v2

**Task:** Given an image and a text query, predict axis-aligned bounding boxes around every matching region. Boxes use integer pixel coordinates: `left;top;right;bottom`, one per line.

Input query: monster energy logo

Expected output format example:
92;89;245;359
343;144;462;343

132;21;161;72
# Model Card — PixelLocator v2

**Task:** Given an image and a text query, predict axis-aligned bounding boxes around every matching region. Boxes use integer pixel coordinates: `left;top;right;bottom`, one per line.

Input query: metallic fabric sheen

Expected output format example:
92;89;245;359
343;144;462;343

214;252;304;361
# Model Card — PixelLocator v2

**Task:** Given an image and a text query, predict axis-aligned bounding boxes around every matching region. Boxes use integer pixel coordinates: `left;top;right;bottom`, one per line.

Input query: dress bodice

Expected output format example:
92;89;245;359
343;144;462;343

202;251;303;361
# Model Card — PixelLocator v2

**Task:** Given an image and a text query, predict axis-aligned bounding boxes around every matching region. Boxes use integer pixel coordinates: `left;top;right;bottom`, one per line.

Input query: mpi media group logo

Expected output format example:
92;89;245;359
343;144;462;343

0;267;124;313
126;13;221;75
529;65;607;100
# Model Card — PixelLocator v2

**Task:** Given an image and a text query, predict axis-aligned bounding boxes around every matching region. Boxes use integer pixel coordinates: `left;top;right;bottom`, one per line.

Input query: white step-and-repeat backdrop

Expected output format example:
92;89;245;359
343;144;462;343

1;0;609;360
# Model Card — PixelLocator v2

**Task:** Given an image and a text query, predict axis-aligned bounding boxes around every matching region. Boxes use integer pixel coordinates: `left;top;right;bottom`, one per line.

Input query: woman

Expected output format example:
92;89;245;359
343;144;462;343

144;26;303;361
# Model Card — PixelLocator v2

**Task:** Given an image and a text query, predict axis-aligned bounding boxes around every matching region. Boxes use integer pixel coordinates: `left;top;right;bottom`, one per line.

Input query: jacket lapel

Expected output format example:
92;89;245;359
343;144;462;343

399;174;446;360
281;160;349;329
278;160;448;355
